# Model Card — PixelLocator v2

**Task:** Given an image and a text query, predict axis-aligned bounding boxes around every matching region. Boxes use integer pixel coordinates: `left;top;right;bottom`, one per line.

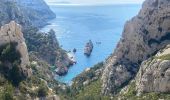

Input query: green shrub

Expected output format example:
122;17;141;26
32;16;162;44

3;84;14;100
0;83;14;100
157;54;170;60
37;84;48;97
0;43;26;86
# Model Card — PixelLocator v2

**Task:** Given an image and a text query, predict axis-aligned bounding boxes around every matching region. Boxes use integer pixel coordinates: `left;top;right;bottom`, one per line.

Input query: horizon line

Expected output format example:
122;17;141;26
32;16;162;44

47;2;142;6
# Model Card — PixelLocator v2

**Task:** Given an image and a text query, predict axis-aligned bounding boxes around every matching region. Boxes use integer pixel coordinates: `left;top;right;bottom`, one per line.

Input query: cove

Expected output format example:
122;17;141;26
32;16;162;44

41;4;141;83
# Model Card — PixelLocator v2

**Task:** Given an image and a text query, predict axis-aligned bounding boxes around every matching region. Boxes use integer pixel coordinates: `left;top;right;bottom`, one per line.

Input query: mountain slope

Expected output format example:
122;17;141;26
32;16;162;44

102;0;170;95
0;0;72;76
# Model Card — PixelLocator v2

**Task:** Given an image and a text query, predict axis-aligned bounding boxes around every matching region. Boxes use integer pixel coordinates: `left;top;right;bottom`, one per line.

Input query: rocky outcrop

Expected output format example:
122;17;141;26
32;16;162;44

0;21;32;77
136;45;170;94
55;66;68;76
55;53;75;76
24;28;73;76
102;0;170;95
84;40;93;56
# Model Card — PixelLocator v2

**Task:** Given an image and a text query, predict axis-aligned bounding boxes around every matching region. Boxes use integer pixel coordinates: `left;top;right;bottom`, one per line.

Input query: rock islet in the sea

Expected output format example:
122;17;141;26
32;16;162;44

84;40;93;56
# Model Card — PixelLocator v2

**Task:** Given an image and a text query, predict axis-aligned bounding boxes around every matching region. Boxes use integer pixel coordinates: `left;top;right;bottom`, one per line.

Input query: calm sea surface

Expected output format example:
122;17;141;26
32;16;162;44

41;4;141;83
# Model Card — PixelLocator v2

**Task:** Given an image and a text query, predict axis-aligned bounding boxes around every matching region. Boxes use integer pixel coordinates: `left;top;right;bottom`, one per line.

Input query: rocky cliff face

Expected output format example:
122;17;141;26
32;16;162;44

136;45;170;94
0;21;32;77
102;0;170;95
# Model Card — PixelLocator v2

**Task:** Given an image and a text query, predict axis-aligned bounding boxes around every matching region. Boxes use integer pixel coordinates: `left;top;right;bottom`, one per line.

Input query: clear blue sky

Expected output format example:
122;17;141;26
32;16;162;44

45;0;145;5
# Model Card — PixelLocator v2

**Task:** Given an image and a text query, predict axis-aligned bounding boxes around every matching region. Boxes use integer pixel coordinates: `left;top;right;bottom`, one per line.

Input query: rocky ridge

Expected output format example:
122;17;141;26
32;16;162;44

102;0;170;95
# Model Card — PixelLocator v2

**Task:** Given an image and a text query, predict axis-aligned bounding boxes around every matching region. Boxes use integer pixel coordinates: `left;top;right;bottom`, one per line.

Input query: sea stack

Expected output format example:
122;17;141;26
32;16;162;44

84;40;93;56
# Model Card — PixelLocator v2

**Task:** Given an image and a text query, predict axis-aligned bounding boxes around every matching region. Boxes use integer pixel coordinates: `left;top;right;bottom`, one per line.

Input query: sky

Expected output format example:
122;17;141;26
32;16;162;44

45;0;145;5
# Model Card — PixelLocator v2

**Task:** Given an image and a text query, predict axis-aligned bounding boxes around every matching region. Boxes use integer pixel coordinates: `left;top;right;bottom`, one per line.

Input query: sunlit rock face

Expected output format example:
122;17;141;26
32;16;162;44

0;21;32;77
102;0;170;95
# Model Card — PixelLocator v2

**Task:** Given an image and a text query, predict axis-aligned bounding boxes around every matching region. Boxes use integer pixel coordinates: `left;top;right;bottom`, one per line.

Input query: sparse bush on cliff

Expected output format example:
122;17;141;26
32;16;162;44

37;83;48;97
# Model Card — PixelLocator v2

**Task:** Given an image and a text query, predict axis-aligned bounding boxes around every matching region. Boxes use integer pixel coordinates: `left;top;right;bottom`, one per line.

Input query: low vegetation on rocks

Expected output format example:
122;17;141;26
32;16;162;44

24;27;72;76
118;81;170;100
56;62;110;100
157;54;170;60
0;43;26;86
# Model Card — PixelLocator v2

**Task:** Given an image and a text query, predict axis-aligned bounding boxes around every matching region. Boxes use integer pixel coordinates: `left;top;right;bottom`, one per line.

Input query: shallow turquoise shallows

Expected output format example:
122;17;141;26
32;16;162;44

41;4;141;83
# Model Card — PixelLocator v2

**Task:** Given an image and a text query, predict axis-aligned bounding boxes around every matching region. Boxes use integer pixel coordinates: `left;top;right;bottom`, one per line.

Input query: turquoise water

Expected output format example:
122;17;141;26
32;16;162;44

41;4;141;83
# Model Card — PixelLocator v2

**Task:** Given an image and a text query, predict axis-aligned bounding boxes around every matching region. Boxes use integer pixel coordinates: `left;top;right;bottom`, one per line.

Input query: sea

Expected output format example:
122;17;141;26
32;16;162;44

40;4;141;83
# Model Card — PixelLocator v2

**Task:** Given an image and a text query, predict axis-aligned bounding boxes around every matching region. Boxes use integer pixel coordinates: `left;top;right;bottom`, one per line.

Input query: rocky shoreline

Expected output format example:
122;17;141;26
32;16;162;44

55;52;76;76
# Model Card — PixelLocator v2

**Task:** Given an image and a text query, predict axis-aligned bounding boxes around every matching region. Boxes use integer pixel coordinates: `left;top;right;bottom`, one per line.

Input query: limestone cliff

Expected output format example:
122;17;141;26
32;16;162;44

0;21;32;78
102;0;170;95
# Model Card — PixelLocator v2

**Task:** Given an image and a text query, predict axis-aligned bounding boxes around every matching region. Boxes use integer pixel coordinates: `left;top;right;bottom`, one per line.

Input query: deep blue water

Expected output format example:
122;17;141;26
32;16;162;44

41;4;141;83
